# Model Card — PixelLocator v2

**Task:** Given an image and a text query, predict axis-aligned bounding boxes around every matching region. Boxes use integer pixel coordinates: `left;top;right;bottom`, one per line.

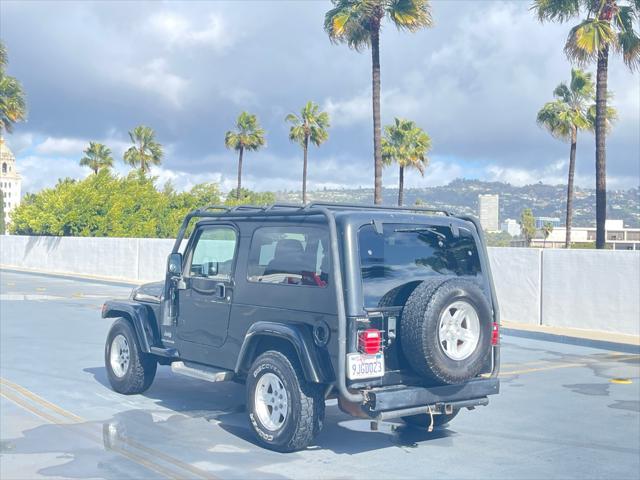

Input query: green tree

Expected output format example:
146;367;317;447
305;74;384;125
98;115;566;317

537;69;594;248
520;208;536;247
8;171;225;238
224;188;275;207
542;221;554;248
80;142;114;174
0;41;27;134
532;0;640;249
325;0;433;205
224;112;266;200
285;101;330;204
123;125;163;174
485;231;513;247
381;118;431;206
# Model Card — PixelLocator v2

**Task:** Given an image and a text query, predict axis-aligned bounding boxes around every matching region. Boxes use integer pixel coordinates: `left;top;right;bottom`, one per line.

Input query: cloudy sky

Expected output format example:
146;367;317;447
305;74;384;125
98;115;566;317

1;0;638;195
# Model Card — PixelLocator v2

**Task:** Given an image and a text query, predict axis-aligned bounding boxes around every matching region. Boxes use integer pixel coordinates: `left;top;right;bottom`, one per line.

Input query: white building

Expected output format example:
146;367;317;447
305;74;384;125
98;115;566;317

478;194;499;232
528;220;640;250
501;218;521;237
0;137;22;228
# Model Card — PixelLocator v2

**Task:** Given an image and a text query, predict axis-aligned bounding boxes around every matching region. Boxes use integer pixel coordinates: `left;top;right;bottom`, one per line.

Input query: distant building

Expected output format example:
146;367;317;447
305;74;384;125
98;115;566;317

478;194;499;232
535;216;561;229
521;220;639;250
0;137;22;228
501;218;521;237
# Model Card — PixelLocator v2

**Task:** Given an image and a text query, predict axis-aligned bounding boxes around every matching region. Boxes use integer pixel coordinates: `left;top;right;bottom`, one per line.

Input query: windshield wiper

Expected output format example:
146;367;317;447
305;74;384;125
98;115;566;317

394;227;447;240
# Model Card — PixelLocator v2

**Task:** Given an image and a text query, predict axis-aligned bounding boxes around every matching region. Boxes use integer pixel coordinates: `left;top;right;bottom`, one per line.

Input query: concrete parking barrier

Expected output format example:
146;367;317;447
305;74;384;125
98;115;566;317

1;234;639;336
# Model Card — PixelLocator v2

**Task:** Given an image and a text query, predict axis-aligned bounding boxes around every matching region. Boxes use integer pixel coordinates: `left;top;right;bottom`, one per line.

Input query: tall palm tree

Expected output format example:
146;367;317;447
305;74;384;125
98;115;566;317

123;125;163;174
537;68;594;248
381;118;431;206
532;0;640;249
285;101;330;204
80;142;114;174
325;0;433;205
224;112;266;200
0;41;27;135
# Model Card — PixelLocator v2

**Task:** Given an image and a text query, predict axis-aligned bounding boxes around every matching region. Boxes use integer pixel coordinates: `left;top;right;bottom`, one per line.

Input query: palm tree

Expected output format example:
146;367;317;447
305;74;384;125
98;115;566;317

325;0;433;205
80;142;114;174
542;221;554;248
0;41;27;135
532;0;640;249
537;68;594;248
224;112;266;200
381;118;431;206
123;126;163;174
285;101;330;204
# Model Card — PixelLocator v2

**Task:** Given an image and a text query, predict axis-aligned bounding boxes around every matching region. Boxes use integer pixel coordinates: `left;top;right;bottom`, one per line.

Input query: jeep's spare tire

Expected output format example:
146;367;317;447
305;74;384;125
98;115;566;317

400;278;492;385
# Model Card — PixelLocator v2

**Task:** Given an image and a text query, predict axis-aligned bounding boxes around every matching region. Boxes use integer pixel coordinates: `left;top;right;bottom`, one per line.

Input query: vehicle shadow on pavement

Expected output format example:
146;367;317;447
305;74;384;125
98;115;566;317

84;365;458;454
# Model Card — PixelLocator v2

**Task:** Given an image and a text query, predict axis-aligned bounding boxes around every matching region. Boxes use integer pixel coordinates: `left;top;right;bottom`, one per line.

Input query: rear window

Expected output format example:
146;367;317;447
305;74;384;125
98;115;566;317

358;223;481;307
247;226;330;287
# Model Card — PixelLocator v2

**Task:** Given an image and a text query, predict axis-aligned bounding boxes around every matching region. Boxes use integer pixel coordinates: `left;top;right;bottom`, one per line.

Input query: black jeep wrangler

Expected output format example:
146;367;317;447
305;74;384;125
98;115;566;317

102;203;500;452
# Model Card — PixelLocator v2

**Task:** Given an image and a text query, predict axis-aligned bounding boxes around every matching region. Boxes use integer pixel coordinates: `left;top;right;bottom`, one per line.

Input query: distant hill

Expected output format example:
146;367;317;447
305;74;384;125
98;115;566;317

276;179;639;228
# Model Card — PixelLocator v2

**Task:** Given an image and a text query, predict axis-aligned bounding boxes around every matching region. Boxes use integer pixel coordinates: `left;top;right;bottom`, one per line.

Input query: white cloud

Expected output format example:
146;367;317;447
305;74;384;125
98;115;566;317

35;137;87;156
323;93;370;127
120;58;188;107
147;11;232;51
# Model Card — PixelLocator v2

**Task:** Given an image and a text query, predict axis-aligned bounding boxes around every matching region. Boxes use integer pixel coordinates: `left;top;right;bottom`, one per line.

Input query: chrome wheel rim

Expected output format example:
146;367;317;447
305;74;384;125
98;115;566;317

254;372;288;431
110;334;130;378
438;300;480;361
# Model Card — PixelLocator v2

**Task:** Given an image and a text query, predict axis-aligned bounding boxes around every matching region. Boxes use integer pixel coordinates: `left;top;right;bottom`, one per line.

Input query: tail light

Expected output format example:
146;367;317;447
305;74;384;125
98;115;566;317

358;329;382;355
491;322;500;346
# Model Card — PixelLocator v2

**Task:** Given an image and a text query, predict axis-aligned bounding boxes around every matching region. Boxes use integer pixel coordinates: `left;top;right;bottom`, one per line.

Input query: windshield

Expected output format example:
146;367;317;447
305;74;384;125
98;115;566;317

358;223;481;308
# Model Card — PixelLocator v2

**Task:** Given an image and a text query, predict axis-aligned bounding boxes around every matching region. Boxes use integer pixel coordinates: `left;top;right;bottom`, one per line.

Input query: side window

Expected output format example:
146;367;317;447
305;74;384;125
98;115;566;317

247;226;330;287
188;226;237;280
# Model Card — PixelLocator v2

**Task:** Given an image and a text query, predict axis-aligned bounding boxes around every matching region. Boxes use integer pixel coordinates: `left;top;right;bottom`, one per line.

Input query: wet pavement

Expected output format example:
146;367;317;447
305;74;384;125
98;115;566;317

1;269;639;479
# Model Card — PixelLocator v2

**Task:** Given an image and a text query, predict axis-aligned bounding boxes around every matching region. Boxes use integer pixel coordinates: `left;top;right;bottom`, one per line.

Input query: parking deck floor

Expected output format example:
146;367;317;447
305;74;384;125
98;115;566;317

1;269;638;479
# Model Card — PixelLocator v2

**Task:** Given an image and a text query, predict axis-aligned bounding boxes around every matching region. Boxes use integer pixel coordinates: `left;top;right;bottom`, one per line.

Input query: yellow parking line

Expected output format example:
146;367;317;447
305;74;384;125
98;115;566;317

500;362;587;376
1;390;62;425
0;377;219;480
1;377;83;423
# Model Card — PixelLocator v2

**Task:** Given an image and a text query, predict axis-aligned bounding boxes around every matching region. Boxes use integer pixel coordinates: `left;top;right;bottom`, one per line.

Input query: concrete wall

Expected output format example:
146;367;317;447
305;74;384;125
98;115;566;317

1;235;639;335
541;249;640;336
487;247;541;326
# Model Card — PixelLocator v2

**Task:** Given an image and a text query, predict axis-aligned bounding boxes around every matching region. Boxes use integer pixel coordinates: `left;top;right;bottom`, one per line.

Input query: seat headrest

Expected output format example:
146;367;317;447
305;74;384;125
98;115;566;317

274;239;304;258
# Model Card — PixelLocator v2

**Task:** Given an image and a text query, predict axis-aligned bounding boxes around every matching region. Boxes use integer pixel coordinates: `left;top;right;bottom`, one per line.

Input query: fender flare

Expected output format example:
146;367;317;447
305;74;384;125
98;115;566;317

102;300;158;353
235;321;334;384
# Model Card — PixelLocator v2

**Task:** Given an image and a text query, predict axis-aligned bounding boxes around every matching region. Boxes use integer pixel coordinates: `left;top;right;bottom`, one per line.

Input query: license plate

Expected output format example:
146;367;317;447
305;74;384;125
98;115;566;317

347;353;385;380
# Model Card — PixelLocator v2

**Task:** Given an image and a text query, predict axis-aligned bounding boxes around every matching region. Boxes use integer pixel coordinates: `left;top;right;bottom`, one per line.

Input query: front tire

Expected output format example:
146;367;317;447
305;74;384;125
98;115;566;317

246;350;325;452
105;318;157;394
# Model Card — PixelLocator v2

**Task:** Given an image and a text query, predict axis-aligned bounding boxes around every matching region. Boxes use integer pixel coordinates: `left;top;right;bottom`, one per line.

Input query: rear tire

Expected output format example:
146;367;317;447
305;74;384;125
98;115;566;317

105;318;157;395
403;409;459;429
401;278;492;384
246;350;325;452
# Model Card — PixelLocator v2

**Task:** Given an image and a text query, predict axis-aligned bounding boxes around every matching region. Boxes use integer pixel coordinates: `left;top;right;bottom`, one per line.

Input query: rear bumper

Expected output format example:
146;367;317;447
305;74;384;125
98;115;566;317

361;377;499;418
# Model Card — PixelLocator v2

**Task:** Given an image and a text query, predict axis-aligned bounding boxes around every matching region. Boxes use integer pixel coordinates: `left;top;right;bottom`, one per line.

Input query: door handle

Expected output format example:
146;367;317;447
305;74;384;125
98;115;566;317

216;283;226;299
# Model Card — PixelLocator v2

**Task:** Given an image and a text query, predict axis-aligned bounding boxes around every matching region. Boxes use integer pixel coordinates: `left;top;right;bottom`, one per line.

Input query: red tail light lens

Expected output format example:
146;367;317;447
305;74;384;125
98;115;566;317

358;329;382;355
491;322;500;345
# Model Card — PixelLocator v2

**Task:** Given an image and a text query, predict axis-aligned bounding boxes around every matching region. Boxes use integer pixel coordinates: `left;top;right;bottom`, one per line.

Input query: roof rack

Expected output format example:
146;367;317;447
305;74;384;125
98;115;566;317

305;202;451;217
197;202;451;217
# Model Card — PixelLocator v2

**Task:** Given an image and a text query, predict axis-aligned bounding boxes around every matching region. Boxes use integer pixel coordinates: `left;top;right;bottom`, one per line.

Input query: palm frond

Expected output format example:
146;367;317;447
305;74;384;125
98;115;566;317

387;0;433;32
531;0;582;23
615;6;640;70
565;19;617;64
324;0;373;51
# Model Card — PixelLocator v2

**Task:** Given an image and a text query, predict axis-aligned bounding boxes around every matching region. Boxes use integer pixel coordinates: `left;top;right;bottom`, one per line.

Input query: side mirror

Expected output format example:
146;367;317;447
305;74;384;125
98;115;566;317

167;253;183;276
